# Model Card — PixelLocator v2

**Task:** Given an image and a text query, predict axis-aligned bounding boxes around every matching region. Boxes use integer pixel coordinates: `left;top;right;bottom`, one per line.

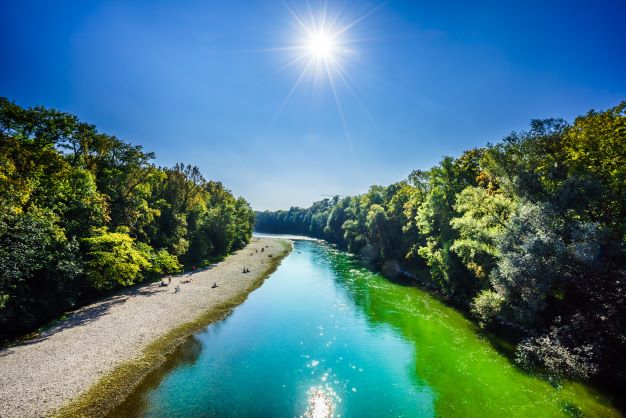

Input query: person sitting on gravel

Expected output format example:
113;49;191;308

211;282;218;288
174;285;181;293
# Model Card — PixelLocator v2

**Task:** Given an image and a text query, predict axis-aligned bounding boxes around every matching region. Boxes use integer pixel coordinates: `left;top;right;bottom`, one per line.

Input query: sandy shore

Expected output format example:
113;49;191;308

0;237;290;418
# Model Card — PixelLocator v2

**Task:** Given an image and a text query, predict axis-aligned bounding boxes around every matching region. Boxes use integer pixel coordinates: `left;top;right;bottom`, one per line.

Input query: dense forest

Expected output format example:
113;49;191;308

0;98;255;340
257;103;625;388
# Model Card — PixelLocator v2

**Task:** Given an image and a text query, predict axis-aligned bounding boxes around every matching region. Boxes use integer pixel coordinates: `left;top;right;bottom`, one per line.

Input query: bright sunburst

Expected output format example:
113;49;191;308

287;6;353;82
307;30;337;61
261;2;383;140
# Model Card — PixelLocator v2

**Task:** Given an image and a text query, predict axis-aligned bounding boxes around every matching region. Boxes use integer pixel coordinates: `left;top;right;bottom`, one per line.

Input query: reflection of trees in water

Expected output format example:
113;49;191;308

320;242;439;409
106;335;203;418
319;242;402;330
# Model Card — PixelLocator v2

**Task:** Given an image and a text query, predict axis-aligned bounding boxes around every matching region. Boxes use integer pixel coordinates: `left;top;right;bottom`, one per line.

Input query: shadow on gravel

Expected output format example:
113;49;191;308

1;283;168;351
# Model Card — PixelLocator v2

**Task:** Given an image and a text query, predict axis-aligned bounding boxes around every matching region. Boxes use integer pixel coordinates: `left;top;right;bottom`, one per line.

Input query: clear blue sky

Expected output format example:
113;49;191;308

1;0;624;210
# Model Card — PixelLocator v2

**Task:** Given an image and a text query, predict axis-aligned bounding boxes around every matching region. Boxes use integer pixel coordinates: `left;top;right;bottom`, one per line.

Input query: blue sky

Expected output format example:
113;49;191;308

1;0;624;210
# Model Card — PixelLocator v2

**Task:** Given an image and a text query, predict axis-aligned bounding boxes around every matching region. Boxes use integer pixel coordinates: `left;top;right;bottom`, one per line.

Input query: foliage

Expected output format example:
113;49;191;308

0;208;81;332
0;97;254;339
470;289;505;325
150;249;184;277
256;102;626;385
83;229;150;290
450;186;515;280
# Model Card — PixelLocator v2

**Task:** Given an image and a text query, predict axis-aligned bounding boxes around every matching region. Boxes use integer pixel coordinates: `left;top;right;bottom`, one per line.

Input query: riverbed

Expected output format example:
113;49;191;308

111;238;620;417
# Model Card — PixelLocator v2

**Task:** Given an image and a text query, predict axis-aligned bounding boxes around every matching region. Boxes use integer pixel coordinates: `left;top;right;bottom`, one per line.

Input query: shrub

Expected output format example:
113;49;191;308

83;229;149;290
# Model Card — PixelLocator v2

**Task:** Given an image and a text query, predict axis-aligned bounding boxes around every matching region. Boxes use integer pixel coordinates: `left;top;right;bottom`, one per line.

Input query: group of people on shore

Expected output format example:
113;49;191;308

158;265;218;293
157;248;267;293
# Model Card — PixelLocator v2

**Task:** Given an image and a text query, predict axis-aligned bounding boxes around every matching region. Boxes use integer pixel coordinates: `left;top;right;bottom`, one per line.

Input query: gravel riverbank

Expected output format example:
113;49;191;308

0;237;290;418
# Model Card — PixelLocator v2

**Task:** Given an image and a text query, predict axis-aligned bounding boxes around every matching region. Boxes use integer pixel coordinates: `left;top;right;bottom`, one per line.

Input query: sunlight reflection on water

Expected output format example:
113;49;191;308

113;239;620;418
302;385;339;418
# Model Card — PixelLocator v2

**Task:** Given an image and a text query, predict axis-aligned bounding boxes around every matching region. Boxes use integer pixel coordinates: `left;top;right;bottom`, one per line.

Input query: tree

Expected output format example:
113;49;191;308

0;208;82;335
0;97;254;340
451;186;515;280
83;229;150;290
254;103;625;386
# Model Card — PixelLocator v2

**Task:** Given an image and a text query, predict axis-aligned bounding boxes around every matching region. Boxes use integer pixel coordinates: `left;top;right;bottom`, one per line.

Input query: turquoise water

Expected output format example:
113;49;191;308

113;239;620;417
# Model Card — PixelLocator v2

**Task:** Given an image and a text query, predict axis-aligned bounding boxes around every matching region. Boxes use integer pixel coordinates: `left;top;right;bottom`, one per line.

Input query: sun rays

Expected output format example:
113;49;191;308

307;30;336;61
284;2;355;85
260;1;383;143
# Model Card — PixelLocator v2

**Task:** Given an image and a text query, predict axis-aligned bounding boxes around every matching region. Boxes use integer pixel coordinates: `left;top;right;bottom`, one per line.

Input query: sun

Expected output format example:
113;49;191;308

260;2;382;140
307;31;336;61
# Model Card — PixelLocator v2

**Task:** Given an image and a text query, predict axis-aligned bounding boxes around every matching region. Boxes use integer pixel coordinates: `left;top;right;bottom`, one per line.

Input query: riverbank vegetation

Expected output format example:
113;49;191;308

54;238;291;418
256;103;625;388
0;98;255;340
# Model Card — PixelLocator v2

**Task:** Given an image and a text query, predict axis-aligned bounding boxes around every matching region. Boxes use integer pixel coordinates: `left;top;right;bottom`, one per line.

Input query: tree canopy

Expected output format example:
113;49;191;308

256;103;626;386
0;98;254;339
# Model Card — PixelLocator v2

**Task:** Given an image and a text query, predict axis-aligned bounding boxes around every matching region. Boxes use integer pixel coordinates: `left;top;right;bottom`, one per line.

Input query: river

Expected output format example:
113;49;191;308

110;238;620;417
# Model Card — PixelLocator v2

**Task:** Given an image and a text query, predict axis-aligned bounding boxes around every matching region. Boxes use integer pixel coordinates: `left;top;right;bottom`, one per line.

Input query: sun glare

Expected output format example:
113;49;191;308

261;2;383;141
307;31;336;61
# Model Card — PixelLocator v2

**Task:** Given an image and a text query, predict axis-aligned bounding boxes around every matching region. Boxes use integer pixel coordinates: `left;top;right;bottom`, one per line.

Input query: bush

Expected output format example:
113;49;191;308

471;289;505;325
83;229;149;290
0;208;82;336
137;243;182;279
516;327;598;380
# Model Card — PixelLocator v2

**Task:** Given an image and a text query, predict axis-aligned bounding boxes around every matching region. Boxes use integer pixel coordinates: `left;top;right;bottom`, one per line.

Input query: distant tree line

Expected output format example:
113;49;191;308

256;103;625;387
0;98;255;340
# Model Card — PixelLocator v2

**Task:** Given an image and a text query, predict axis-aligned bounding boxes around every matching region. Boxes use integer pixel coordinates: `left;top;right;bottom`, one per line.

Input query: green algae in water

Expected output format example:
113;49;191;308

115;240;621;417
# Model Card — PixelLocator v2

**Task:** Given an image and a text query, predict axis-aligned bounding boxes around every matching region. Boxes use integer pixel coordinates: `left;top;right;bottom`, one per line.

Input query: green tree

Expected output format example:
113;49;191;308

0;97;254;339
83;228;150;290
